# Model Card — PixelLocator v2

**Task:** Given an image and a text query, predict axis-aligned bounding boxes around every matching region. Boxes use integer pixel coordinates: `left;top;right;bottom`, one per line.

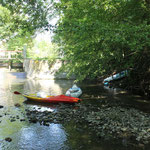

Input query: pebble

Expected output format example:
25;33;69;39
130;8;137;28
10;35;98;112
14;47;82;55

0;105;4;109
15;103;21;107
2;97;150;147
5;137;12;142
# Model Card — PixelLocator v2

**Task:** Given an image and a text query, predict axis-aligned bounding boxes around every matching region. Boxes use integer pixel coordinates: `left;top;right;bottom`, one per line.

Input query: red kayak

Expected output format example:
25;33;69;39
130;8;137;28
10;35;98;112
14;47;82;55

14;91;81;103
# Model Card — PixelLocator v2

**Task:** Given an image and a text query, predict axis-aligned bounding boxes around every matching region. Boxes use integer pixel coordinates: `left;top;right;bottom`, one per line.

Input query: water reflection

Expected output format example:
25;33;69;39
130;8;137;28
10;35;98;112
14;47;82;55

1;123;69;150
17;123;68;150
104;85;150;112
0;72;73;150
103;85;127;95
28;105;55;112
0;72;74;106
0;72;103;150
0;107;27;138
23;79;73;96
1;72;150;150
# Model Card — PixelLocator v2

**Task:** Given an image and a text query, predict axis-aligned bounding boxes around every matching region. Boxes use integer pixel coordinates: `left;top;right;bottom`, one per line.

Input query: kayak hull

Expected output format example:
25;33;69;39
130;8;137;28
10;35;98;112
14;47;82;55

22;94;81;103
65;89;82;98
65;85;82;98
103;70;128;84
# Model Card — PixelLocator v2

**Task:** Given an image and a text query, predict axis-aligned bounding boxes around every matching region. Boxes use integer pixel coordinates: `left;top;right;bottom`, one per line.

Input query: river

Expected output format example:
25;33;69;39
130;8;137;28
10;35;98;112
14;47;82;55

0;71;150;150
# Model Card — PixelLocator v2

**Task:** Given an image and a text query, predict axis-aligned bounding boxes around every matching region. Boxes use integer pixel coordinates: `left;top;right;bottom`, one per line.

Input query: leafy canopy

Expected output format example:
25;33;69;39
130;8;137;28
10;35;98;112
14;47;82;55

53;0;150;81
0;0;54;51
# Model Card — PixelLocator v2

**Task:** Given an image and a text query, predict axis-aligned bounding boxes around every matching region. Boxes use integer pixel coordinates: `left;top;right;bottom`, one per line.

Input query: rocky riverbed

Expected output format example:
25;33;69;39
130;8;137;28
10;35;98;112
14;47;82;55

1;96;150;149
25;103;150;145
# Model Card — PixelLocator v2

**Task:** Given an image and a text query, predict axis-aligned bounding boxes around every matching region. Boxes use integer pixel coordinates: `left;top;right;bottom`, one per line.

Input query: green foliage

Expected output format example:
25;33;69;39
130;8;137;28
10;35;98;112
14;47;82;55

0;0;56;62
28;39;59;62
0;0;54;44
0;0;54;32
6;33;33;51
53;0;150;81
0;5;14;40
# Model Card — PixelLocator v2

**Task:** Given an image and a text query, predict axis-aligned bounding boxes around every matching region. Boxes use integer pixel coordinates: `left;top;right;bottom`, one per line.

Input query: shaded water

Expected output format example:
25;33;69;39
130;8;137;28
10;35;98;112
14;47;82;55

0;71;150;150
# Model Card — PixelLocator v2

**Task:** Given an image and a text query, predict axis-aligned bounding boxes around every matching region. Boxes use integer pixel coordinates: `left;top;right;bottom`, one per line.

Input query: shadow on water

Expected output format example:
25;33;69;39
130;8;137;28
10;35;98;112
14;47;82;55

0;72;150;149
102;85;150;113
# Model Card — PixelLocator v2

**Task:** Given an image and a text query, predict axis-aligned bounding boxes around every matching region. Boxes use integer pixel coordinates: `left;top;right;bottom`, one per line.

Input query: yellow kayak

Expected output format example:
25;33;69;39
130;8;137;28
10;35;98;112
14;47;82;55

14;91;81;103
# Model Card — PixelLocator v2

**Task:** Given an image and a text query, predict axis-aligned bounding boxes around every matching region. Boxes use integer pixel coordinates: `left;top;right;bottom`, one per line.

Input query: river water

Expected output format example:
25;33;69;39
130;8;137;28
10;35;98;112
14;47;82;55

0;71;150;150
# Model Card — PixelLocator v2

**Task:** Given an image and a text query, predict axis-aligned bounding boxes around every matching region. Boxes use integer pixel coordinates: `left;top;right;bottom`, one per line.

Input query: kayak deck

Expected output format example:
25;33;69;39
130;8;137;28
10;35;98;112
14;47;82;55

22;94;81;103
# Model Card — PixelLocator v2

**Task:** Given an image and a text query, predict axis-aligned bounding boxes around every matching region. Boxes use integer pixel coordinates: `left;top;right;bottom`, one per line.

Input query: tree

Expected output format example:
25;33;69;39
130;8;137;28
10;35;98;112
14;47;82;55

53;0;150;82
29;38;59;61
0;0;57;63
0;5;14;40
0;0;55;47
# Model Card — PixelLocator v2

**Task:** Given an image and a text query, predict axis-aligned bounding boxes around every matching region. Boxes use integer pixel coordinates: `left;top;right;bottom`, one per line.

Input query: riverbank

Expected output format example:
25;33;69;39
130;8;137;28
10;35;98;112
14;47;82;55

5;92;149;150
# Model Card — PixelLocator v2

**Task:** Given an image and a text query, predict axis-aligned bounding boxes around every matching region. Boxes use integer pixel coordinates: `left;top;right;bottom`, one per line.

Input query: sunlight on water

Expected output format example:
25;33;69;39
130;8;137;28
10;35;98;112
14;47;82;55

1;71;149;150
0;72;72;150
24;79;64;96
17;124;68;150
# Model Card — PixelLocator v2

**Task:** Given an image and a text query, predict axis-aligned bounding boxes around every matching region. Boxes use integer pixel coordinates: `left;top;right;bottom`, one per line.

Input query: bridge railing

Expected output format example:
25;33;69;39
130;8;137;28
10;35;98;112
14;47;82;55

0;50;22;60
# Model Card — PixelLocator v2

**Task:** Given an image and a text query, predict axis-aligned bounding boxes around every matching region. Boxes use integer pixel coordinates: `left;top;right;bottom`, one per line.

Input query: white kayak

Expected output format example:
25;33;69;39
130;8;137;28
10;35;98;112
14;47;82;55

65;84;82;98
104;70;128;83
